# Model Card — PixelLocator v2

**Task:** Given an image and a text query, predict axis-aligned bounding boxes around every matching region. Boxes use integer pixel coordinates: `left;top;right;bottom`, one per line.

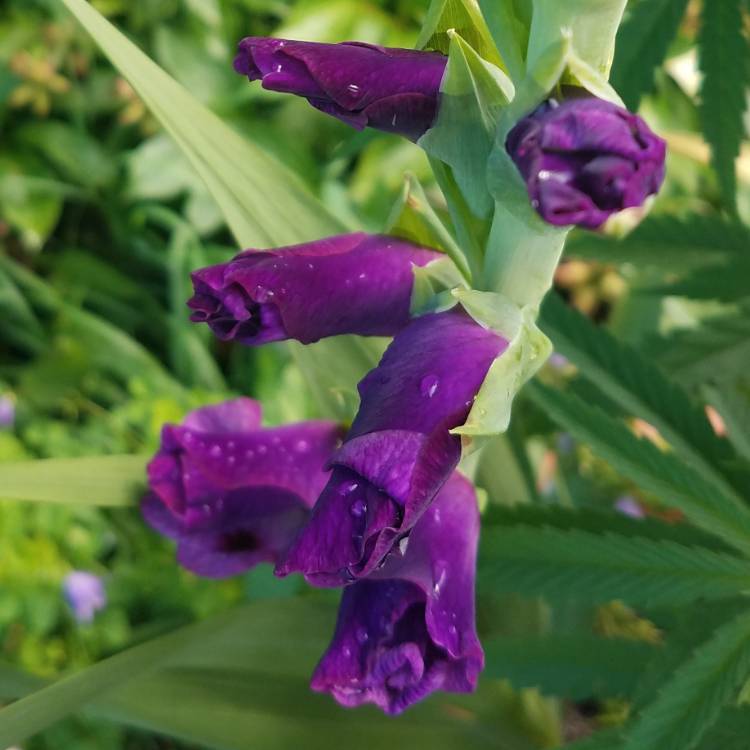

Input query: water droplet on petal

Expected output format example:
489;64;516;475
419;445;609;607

350;499;366;518
295;439;310;453
398;536;410;556
420;374;440;398
257;445;268;456
342;481;359;495
347;83;360;94
356;627;369;644
209;445;222;458
253;285;274;303
433;561;448;595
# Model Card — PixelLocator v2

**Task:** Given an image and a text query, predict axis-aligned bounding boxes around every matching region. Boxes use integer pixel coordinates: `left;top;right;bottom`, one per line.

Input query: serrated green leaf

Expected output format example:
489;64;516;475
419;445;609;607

58;0;344;249
0;455;147;507
623;609;750;750
705;381;750;461
539;292;747;507
485;634;656;699
610;0;690;109
647;257;750;302
483;504;734;552
565;215;750;270
651;308;750;389
698;0;749;212
479;523;750;606
527;381;750;555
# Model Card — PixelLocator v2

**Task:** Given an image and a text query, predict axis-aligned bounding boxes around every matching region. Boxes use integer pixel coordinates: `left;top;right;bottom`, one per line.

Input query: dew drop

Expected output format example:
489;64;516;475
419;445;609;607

342;481;359;495
245;449;255;460
419;374;440;398
398;536;410;556
257;445;268;456
227;455;236;466
358;272;367;280
275;63;283;73
295;439;310;453
209;444;222;458
356;627;369;644
433;562;448;595
253;285;274;303
343;646;352;658
350;499;367;518
347;83;360;94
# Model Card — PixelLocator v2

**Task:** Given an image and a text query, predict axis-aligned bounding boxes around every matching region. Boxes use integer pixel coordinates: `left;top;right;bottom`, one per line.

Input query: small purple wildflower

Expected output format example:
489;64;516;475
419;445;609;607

311;473;483;714
63;571;106;624
234;38;447;141
506;97;666;229
615;495;646;520
0;396;15;429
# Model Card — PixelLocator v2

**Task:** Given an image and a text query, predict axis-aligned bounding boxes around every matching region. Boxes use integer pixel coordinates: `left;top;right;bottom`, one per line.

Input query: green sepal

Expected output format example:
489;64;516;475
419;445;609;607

451;289;552;437
526;0;628;79
478;0;533;85
410;257;468;316
417;0;507;71
419;31;514;222
386;173;472;282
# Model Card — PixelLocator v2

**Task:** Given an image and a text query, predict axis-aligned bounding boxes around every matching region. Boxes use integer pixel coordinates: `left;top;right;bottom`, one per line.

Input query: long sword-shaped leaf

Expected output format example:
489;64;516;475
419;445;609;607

59;0;345;249
0;455;147;507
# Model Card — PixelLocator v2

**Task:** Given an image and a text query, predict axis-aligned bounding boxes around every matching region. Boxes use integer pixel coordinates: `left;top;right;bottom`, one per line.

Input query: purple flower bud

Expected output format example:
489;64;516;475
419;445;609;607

0;396;15;429
311;473;483;714
506;97;666;229
141;398;343;578
277;309;507;586
234;38;447;141
188;233;441;345
63;571;106;623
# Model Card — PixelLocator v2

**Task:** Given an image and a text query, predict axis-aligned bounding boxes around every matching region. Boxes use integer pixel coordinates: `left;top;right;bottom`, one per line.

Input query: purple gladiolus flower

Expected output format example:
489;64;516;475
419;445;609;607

234;38;447;141
188;233;441;345
278;308;507;586
63;571;106;623
141;398;343;578
311;472;483;714
506;97;666;229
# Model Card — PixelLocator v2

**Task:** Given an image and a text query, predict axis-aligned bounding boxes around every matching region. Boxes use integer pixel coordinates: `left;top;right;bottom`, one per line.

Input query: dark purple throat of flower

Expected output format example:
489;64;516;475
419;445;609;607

188;233;441;346
233;37;447;141
277;309;507;586
506;96;666;229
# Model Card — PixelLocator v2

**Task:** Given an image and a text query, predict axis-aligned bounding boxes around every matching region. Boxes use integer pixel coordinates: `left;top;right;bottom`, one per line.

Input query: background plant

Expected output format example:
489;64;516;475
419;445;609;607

0;0;749;748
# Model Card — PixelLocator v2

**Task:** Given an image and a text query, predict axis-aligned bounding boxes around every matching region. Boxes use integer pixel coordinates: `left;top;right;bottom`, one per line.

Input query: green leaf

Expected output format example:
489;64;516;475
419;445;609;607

0;455;147;507
565;216;750;271
705;381;750;461
479;524;750;606
477;0;531;83
0;608;241;748
610;0;690;110
698;0;749;213
539;292;746;507
417;0;505;69
651;308;750;389
696;707;750;750
4;600;534;750
526;381;750;556
622;608;750;750
484;634;656;699
647;257;750;302
483;504;734;552
59;0;344;250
